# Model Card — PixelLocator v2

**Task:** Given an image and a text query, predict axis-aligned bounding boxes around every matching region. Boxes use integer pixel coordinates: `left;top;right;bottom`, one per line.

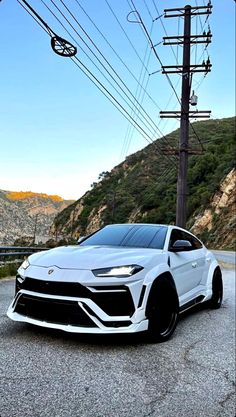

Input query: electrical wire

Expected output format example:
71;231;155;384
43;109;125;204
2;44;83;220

127;1;209;151
18;0;160;150
121;18;154;160
51;0;179;162
17;0;205;222
102;0;179;158
37;0;164;143
71;54;178;167
150;0;179;64
39;0;179;166
18;0;204;166
39;1;160;138
73;0;162;112
17;0;51;35
104;0;150;74
142;0;153;20
50;0;169;142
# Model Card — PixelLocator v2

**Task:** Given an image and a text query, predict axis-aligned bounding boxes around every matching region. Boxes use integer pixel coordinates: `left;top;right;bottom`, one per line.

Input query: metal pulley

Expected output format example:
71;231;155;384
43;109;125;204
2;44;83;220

51;35;77;57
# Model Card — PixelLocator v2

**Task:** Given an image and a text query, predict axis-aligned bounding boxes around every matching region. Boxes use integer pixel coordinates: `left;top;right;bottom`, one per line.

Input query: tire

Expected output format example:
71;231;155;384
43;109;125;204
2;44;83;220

209;267;223;309
146;277;179;343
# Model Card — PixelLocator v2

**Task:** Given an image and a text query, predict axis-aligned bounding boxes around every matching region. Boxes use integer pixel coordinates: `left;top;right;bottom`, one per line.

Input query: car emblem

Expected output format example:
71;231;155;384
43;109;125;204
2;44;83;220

48;269;54;275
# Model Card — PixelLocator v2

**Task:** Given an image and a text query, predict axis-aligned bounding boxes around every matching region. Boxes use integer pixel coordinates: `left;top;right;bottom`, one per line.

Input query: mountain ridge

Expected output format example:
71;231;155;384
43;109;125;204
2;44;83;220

5;191;64;202
50;116;235;249
0;190;74;245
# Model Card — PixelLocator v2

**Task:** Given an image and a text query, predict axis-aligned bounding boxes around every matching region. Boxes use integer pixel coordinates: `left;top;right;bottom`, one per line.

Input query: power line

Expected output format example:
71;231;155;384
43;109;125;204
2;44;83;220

142;0;153;20
128;0;180;101
70;55;177;166
19;0;158;147
73;0;162;112
121;36;152;160
18;0;49;34
18;0;180;169
104;0;150;74
127;2;209;151
50;0;169;142
51;0;179;164
150;0;179;64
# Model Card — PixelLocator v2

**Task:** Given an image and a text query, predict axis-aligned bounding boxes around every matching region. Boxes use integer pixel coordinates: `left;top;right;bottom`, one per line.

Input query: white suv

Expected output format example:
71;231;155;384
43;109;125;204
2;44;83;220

7;224;223;342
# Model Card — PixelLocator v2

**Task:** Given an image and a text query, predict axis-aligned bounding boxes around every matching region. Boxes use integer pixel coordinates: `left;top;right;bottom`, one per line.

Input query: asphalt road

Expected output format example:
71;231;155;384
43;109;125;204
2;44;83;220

0;269;235;417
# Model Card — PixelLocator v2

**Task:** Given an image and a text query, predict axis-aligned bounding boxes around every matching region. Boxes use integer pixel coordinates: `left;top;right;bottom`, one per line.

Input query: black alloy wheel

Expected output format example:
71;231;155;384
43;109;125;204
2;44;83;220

146;280;179;343
209;268;223;309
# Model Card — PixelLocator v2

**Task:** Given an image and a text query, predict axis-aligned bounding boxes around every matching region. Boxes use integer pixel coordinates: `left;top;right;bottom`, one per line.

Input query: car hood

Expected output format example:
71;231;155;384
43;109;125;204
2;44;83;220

28;245;165;270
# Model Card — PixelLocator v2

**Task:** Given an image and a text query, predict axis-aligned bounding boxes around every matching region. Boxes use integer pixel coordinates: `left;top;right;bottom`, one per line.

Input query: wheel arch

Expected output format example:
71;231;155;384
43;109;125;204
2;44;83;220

144;271;179;318
206;260;221;290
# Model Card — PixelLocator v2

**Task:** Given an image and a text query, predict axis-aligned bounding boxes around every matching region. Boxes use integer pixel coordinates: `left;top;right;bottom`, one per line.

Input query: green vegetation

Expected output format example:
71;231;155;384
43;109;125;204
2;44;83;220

53;117;236;238
0;262;21;279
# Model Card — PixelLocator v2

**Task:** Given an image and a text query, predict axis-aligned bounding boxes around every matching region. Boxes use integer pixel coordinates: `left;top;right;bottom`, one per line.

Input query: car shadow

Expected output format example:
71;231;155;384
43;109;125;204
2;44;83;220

26;303;208;347
4;302;213;348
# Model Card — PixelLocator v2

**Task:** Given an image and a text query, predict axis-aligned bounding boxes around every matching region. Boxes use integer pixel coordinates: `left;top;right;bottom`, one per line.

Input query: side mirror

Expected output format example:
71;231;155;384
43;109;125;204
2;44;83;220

170;240;192;252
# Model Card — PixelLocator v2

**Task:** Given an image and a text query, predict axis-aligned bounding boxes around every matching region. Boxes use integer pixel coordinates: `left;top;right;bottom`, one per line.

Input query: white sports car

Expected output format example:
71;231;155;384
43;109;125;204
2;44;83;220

7;224;223;342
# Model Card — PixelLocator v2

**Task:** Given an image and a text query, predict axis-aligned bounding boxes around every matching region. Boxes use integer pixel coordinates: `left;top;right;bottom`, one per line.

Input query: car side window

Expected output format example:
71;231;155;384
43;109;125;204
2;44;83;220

169;229;185;249
183;232;203;250
169;229;202;251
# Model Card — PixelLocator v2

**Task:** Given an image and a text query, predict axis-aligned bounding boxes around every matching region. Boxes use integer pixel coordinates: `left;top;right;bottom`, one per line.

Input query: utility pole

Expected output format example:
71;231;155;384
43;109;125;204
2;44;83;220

32;213;39;245
160;3;212;228
177;4;191;228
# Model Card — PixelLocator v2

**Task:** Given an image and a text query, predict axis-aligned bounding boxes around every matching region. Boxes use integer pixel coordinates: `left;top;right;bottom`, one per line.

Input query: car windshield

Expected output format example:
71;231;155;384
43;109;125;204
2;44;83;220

80;224;167;249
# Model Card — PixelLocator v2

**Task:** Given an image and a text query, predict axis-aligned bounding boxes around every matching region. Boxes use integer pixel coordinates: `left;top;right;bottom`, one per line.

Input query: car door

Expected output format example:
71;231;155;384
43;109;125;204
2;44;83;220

168;229;205;302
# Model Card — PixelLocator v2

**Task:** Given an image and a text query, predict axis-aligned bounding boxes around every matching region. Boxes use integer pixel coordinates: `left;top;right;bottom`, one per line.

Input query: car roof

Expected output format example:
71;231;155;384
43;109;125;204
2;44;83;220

103;223;190;233
104;223;177;229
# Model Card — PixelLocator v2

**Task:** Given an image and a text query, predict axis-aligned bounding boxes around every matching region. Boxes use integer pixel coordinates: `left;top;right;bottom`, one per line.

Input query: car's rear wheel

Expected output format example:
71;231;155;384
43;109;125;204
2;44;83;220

146;278;179;343
209;267;223;309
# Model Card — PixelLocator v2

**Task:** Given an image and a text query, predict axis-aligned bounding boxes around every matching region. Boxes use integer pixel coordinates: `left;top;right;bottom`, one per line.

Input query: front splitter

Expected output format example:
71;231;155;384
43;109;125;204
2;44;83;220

7;310;149;334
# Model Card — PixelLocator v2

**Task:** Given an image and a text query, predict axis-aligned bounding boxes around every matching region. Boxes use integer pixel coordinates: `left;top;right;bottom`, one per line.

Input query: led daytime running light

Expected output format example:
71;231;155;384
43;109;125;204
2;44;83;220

93;265;143;278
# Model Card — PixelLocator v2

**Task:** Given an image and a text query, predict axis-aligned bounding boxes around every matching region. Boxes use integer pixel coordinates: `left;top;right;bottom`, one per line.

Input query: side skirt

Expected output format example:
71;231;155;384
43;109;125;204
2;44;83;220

179;295;205;313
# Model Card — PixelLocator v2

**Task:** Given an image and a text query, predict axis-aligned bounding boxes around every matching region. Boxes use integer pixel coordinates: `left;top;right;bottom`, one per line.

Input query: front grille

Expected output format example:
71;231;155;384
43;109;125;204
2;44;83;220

17;277;89;297
17;277;135;317
92;291;134;316
14;294;95;327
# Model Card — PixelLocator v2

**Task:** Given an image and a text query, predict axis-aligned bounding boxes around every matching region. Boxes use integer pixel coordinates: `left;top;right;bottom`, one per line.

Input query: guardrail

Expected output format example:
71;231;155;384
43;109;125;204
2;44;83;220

0;246;47;260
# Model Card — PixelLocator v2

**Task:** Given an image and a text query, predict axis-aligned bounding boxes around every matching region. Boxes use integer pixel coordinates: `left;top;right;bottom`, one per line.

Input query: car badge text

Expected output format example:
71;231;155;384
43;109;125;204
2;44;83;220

48;269;54;275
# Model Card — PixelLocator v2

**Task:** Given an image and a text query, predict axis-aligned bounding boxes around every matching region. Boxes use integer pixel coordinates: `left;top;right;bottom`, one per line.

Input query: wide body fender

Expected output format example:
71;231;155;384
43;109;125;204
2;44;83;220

140;263;175;309
203;258;220;301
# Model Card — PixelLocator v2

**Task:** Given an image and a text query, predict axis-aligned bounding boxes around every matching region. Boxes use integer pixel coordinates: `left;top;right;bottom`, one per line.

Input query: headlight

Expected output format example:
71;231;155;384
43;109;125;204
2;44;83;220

92;264;143;278
20;258;30;270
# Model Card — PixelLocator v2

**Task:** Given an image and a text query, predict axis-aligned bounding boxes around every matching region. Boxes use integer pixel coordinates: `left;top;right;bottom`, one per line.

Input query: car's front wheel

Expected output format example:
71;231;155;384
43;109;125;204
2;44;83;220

209;267;223;309
146;277;179;343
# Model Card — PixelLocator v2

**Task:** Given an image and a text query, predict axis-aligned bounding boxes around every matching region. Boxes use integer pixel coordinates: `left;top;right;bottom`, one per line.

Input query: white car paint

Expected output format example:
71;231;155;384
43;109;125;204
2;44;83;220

7;224;219;335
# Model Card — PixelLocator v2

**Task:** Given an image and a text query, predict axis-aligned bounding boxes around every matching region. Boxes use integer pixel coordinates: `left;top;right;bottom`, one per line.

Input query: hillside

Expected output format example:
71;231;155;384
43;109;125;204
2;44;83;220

51;117;236;249
0;191;74;245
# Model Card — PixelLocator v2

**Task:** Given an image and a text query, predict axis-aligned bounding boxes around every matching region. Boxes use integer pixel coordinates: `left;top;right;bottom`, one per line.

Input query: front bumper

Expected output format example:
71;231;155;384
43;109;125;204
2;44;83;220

7;274;149;334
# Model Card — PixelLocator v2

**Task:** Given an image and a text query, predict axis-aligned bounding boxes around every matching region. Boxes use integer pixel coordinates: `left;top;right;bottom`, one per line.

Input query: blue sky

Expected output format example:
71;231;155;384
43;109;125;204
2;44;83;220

0;0;235;199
